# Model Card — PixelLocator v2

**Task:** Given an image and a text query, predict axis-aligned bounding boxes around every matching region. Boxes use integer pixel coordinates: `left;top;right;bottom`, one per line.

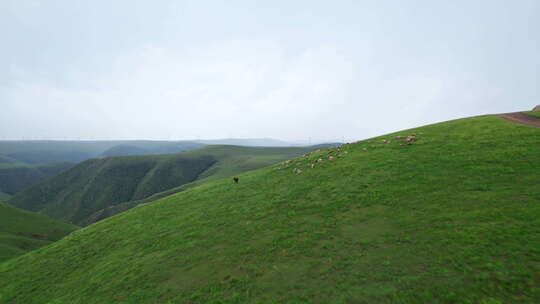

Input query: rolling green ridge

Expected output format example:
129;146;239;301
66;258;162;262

194;138;297;147
0;202;78;263
0;139;300;163
100;142;205;157
9;146;314;226
0;140;206;163
8;154;215;225
526;110;540;118
81;146;317;225
1;115;538;303
0;155;30;169
0;140;296;196
0;140;205;197
0;162;73;195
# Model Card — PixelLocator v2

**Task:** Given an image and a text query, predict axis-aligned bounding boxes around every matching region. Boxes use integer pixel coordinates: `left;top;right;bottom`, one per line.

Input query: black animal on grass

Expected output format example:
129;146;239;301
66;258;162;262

233;177;239;183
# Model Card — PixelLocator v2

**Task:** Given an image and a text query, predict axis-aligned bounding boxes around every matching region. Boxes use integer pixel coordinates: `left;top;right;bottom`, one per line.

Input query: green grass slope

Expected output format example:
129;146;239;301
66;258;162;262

1;115;539;303
9;146;314;226
526;109;540;118
81;146;317;225
8;153;216;225
0;140;204;164
0;203;77;263
0;140;204;196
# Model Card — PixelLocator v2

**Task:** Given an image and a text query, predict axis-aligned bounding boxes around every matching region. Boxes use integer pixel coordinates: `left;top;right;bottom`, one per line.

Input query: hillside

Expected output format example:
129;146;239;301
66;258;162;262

0;202;77;263
526;109;540;118
0;141;206;196
0;155;29;168
81;145;318;225
100;142;204;157
194;138;298;147
0;162;73;195
0;140;205;163
0;115;538;303
8;153;215;225
9;146;315;226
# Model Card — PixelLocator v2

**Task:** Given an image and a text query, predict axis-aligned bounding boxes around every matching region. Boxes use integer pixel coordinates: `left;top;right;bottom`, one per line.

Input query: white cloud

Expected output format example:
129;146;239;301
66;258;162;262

0;39;508;141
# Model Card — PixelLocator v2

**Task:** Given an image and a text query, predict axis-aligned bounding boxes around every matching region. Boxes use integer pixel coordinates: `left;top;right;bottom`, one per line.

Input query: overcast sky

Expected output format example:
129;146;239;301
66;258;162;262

1;0;539;142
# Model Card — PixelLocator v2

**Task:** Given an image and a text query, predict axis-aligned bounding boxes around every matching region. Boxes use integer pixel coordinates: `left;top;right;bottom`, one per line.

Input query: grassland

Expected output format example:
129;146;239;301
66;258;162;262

526;109;540;118
0;140;306;197
0;141;207;165
8;153;215;225
81;146;317;225
9;146;315;226
1;115;539;303
0;140;204;198
0;202;78;263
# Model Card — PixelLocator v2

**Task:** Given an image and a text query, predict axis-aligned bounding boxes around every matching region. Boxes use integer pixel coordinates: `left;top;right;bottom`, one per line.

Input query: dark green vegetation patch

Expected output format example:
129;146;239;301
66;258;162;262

1;115;539;303
0;203;77;263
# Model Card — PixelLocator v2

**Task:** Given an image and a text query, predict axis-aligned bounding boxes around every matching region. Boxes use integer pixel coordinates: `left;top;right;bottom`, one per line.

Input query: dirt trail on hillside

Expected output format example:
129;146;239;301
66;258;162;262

496;112;540;128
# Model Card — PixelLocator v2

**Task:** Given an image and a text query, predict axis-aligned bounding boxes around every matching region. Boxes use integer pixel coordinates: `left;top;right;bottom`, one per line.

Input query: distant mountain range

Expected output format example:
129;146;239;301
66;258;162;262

0;139;337;196
7;145;320;226
193;138;298;147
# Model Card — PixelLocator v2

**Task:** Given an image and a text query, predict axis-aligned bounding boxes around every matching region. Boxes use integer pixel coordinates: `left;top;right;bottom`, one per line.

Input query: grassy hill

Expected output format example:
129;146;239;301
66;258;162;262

1;115;539;303
7;153;215;225
9;146;315;226
100;142;205;157
194;138;298;147
0;140;205;163
0;141;206;197
81;146;318;225
0;162;73;195
526;109;540;118
0;202;77;263
0;155;30;168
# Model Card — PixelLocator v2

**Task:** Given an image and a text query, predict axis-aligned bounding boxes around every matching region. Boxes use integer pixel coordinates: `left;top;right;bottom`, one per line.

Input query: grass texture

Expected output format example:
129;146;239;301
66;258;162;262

0;203;77;262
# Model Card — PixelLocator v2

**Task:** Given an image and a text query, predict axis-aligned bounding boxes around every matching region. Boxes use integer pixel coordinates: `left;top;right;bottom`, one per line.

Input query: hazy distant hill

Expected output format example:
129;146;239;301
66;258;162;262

9;145;316;226
0;140;205;163
0;191;10;201
0;202;77;262
0;140;205;196
0;155;29;168
194;138;299;147
0;140;325;198
0;161;73;195
100;142;204;157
